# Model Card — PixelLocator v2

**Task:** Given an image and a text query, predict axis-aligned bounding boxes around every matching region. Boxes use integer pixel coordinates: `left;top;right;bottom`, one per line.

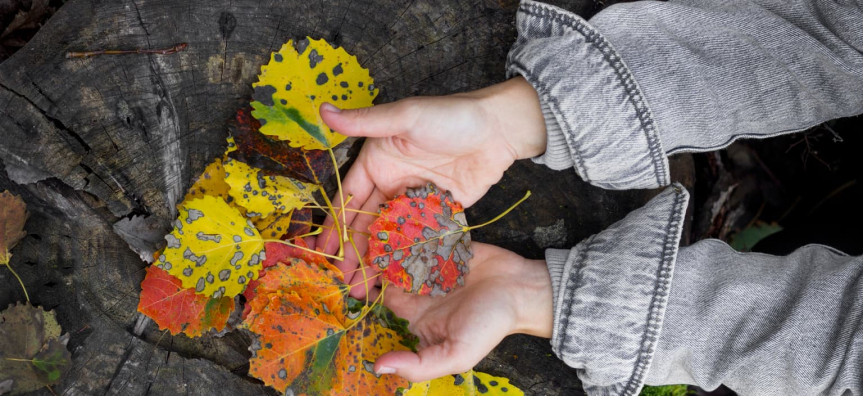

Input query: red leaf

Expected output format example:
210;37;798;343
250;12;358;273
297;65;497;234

227;107;334;184
137;266;234;336
367;182;473;296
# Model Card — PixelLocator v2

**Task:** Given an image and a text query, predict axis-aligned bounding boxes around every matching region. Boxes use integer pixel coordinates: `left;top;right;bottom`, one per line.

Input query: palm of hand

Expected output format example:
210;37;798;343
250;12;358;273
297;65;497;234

376;243;526;381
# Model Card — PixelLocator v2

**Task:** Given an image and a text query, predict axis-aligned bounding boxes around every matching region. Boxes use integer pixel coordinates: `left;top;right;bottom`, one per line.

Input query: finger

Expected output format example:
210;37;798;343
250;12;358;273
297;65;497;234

364;286;382;303
374;342;476;383
315;160;374;256
342;190;388;298
302;236;316;250
320;100;417;138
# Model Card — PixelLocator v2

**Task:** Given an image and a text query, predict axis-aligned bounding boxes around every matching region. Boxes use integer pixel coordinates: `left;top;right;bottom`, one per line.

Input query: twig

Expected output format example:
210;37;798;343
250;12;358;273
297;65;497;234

66;43;188;59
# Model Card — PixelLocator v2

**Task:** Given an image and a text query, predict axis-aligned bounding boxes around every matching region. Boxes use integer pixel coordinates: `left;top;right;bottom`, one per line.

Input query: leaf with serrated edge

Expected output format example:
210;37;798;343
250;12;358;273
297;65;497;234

138;265;235;336
367;182;473;296
244;264;411;395
404;370;524;396
0;190;28;265
251;38;378;150
224;157;316;220
0;303;70;394
178;156;233;209
160;195;265;298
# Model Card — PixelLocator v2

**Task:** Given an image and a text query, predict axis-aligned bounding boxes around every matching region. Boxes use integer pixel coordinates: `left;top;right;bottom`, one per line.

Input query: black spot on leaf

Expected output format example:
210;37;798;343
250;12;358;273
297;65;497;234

316;72;329;85
309;49;324;68
252;85;277;106
333;63;343;76
274;53;283;62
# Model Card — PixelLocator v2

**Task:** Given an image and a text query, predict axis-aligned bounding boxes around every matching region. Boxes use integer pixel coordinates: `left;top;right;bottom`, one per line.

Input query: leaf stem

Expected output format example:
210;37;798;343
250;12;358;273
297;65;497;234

3;263;29;302
305;204;379;217
266;239;344;261
292;228;323;239
326;147;349;244
318;186;345;258
347;233;372;301
464;191;532;231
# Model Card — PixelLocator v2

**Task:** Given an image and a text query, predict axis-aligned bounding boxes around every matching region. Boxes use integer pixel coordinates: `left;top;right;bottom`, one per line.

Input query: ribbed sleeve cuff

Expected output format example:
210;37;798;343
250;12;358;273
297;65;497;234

545;184;689;395
532;101;575;170
506;0;670;190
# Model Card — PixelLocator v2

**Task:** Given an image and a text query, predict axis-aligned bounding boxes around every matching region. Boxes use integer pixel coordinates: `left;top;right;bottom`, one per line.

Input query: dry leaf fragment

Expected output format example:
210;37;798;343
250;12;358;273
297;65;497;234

228;107;334;184
0;190;28;265
0;303;71;394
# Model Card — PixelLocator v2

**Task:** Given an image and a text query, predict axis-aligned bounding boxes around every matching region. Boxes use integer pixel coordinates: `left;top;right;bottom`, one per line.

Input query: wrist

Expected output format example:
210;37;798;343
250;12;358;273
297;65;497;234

471;77;547;160
511;258;554;338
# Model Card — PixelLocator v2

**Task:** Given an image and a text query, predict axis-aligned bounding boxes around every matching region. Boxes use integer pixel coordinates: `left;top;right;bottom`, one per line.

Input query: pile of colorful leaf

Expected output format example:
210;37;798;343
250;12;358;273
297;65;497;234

135;38;521;395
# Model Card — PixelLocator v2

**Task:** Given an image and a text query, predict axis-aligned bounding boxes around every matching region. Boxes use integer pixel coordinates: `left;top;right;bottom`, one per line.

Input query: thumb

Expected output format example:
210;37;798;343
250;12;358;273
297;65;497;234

373;343;474;383
319;100;416;138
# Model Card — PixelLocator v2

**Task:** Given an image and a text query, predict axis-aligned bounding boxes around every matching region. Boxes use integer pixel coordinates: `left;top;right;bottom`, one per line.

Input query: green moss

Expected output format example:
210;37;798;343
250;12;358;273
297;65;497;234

640;385;693;396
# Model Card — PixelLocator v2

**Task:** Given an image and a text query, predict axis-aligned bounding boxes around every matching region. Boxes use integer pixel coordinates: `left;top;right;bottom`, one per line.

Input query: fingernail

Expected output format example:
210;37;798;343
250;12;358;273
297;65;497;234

321;102;341;113
375;366;396;375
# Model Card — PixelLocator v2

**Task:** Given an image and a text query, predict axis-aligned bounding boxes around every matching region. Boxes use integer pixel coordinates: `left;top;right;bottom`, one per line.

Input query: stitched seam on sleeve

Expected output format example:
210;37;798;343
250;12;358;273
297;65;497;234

508;63;590;180
554;236;593;354
518;2;669;186
621;187;686;395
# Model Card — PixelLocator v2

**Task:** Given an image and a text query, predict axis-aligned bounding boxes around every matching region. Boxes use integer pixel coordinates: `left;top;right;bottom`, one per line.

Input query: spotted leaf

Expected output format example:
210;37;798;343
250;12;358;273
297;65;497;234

0;303;71;394
242;239;345;320
404;370;524;396
178;156;232;209
228;107;334;184
138;265;235;336
367;182;473;296
160;195;265;298
224;157;316;220
251;38;378;150
244;264;414;395
0;190;28;265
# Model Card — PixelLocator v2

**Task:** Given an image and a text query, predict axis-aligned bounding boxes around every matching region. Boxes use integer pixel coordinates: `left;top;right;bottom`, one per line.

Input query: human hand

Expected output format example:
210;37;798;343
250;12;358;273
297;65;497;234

369;242;553;382
315;77;546;297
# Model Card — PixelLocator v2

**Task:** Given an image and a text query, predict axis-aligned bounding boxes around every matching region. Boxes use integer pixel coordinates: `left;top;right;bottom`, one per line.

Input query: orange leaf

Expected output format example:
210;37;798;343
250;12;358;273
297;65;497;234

244;265;413;395
137;266;235;336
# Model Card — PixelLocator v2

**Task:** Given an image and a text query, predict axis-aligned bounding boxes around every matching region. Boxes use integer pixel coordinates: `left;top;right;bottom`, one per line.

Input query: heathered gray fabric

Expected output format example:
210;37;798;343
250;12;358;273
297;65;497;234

508;0;863;189
507;0;863;394
545;185;688;395
507;1;670;189
646;240;863;395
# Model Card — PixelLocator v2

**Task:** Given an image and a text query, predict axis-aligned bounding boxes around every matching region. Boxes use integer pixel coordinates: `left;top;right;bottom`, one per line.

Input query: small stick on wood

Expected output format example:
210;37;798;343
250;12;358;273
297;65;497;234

66;43;188;59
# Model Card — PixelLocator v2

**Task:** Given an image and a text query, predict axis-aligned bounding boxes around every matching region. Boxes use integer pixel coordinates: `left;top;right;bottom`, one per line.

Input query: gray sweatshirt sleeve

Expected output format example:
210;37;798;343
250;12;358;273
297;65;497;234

506;0;863;190
544;185;863;395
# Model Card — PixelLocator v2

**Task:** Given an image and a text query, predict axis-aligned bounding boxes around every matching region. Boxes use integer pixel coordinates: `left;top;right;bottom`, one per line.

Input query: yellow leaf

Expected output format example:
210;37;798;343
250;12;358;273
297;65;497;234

226;135;237;153
223;157;316;219
404;370;524;396
178;156;232;210
251;38;378;150
161;195;265;298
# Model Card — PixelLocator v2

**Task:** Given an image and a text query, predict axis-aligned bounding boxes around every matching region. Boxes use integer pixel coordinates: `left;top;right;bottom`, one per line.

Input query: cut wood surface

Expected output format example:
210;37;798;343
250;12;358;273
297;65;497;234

0;0;693;394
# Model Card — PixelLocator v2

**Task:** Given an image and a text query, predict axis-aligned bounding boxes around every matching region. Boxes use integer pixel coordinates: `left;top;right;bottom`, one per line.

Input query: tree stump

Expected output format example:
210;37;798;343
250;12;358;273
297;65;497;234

0;0;693;394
